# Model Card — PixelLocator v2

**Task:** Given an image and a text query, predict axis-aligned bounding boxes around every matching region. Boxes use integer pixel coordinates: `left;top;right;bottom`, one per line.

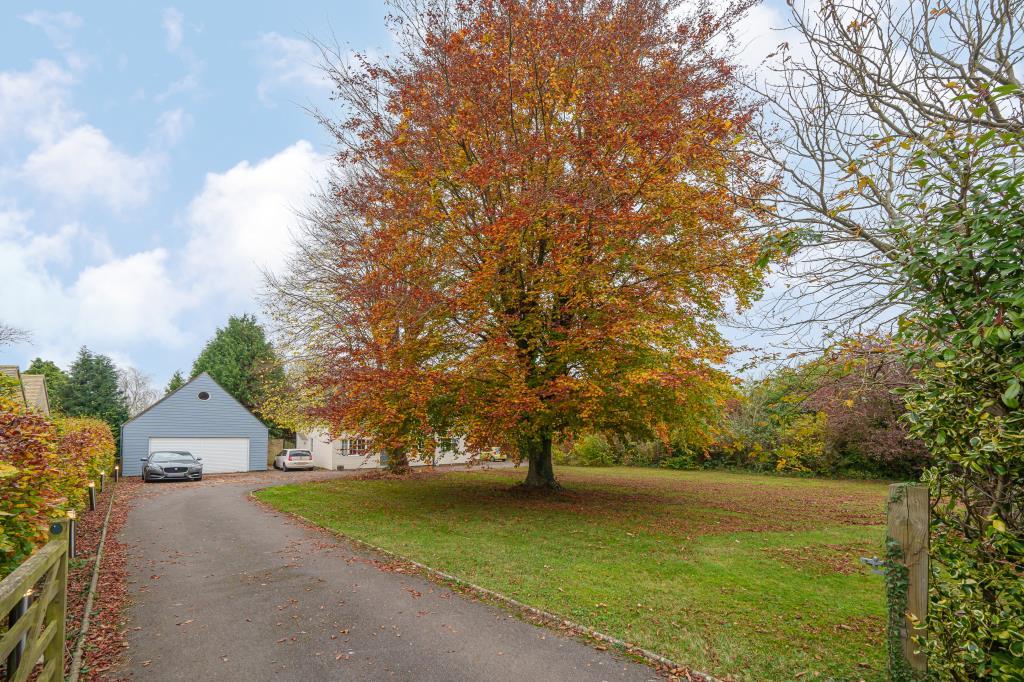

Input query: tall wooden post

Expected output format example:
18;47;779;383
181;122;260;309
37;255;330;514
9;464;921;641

44;519;68;682
887;483;929;673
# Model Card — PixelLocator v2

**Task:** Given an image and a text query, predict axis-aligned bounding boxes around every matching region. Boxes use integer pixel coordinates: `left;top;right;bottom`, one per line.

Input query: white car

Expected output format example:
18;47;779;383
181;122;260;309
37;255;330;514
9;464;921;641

273;448;315;471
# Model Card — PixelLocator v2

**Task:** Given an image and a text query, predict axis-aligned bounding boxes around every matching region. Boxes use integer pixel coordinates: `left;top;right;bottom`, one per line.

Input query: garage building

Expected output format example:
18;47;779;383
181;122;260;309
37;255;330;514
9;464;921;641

120;372;268;476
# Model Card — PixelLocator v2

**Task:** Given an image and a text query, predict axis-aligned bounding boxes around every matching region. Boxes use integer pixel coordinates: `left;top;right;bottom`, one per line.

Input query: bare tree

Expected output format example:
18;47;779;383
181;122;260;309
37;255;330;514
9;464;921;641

118;366;159;417
742;0;1023;354
0;322;30;347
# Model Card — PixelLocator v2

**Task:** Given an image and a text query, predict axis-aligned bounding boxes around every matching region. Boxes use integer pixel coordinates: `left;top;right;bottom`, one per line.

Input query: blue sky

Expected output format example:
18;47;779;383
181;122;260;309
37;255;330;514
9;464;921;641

1;1;796;389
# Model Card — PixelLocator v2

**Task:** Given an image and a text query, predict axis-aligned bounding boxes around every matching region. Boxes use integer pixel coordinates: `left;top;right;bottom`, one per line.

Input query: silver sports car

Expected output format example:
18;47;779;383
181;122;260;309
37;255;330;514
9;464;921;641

141;450;203;482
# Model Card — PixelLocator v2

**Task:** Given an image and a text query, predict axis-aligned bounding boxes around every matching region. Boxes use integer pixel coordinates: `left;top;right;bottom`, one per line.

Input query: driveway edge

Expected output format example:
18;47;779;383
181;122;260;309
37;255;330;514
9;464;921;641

252;493;720;682
67;481;117;682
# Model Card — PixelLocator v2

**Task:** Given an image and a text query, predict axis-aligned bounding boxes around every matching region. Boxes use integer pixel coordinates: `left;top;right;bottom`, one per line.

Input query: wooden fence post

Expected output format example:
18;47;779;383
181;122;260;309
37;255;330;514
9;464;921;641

887;483;929;673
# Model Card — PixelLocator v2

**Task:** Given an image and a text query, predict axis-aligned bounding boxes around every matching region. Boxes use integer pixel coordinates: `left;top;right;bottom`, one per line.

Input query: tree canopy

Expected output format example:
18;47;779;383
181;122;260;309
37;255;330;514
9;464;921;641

191;314;285;425
749;0;1024;354
0;322;29;348
58;347;129;439
269;0;772;487
118;366;158;417
165;370;186;395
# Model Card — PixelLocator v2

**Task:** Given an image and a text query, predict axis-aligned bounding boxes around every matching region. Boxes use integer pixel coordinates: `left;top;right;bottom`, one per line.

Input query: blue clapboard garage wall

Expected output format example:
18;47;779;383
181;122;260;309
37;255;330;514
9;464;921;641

120;372;268;476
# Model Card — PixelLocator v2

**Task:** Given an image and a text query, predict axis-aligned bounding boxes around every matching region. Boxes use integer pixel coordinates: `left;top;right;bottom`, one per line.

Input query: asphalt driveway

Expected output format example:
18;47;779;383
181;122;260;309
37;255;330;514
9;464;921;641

121;469;658;681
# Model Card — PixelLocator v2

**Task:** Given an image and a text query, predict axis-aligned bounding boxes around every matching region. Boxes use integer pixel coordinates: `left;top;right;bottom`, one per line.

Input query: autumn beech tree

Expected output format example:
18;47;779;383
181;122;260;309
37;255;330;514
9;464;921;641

269;0;773;488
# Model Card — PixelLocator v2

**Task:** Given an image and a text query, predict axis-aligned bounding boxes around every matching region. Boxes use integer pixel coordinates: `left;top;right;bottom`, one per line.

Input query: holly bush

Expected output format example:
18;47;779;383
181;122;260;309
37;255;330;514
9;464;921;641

896;93;1024;679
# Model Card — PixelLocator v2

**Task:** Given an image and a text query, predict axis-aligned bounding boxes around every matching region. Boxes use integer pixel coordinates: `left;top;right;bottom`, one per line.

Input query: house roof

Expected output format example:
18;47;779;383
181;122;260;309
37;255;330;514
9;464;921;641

21;374;50;416
121;371;267;428
0;365;29;410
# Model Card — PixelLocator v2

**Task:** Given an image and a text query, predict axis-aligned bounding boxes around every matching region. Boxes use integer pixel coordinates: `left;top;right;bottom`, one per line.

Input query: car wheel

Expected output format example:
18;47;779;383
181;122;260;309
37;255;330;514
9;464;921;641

142;471;148;483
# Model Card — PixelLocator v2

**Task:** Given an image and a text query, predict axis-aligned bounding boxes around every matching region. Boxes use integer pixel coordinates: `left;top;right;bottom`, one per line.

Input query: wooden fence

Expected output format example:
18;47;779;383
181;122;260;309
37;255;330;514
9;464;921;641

0;523;68;682
887;483;929;674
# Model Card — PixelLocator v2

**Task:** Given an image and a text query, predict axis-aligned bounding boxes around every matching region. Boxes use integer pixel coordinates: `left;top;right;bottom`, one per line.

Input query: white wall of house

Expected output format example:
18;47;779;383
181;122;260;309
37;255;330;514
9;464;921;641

295;429;475;470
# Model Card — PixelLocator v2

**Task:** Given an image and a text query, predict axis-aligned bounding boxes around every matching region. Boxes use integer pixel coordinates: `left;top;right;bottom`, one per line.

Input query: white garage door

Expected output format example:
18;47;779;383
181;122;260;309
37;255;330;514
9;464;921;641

149;437;250;474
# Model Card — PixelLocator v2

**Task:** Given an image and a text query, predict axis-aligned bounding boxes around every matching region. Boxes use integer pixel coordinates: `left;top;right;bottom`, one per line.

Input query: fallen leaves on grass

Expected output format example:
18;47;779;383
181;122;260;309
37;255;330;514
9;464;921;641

764;542;878;576
335;467;886;537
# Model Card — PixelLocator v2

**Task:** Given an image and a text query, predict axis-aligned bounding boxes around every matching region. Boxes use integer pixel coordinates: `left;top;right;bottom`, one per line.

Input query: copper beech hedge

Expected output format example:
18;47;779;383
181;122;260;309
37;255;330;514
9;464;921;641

0;377;116;577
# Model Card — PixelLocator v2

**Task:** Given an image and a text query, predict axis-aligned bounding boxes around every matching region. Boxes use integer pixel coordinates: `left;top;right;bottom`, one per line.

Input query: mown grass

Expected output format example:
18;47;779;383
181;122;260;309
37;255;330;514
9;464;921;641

255;466;889;681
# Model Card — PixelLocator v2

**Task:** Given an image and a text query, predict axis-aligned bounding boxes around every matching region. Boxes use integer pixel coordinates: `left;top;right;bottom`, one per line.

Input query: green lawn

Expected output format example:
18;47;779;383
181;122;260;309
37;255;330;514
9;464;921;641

255;466;889;681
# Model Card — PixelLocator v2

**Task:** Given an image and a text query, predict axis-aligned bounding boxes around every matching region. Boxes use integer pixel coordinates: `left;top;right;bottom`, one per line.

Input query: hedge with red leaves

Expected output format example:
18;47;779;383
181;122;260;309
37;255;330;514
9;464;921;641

0;376;115;577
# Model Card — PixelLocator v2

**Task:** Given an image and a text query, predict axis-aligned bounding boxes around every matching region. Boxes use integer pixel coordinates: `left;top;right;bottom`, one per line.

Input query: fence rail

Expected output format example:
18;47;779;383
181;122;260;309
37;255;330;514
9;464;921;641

0;524;68;682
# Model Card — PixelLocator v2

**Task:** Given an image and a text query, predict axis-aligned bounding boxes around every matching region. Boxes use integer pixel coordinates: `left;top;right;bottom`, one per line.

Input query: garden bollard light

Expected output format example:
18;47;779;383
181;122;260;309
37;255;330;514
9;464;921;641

88;481;96;511
114;464;119;482
68;510;77;558
100;471;106;493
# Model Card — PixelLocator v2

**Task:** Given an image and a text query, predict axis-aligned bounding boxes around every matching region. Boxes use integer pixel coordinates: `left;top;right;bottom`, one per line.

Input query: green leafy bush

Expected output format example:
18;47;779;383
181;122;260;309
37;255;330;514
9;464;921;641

623;439;669;467
551;442;571;465
660;452;699;470
895;102;1024;679
700;344;928;478
774;412;831;473
569;433;616;467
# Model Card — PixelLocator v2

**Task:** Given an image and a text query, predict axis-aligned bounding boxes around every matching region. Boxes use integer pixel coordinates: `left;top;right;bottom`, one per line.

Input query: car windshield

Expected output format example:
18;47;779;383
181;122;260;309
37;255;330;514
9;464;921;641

289;450;311;456
150;451;196;464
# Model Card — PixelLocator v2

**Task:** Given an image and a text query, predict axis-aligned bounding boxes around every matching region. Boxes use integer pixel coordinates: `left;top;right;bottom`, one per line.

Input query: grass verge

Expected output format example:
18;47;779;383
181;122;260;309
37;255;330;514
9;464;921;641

255;466;889;681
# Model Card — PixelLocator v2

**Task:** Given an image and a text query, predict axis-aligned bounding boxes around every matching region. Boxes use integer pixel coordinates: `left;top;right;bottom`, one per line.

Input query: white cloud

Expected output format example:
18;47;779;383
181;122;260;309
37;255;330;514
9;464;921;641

0;140;326;372
0;208;188;365
21;125;161;211
155;72;200;101
0;62;181;211
729;0;818;75
71;249;190;343
730;3;795;70
153;108;192;147
163;7;184;52
21;10;83;51
254;32;331;104
155;7;205;102
184;140;328;300
0;60;77;145
0;205;76;265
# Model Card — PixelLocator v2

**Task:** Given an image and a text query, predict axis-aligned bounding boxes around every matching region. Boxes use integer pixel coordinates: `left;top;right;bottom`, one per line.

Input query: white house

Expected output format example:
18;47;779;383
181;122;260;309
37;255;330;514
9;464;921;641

295;429;478;471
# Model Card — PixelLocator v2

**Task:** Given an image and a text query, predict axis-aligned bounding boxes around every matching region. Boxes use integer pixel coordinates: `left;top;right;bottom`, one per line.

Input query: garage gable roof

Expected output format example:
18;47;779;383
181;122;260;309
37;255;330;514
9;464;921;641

123;371;267;429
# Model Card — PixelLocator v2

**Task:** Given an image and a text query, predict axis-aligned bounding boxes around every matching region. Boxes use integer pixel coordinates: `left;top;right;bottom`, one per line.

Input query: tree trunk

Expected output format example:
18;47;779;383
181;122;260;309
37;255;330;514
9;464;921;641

521;431;559;490
386;446;409;474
